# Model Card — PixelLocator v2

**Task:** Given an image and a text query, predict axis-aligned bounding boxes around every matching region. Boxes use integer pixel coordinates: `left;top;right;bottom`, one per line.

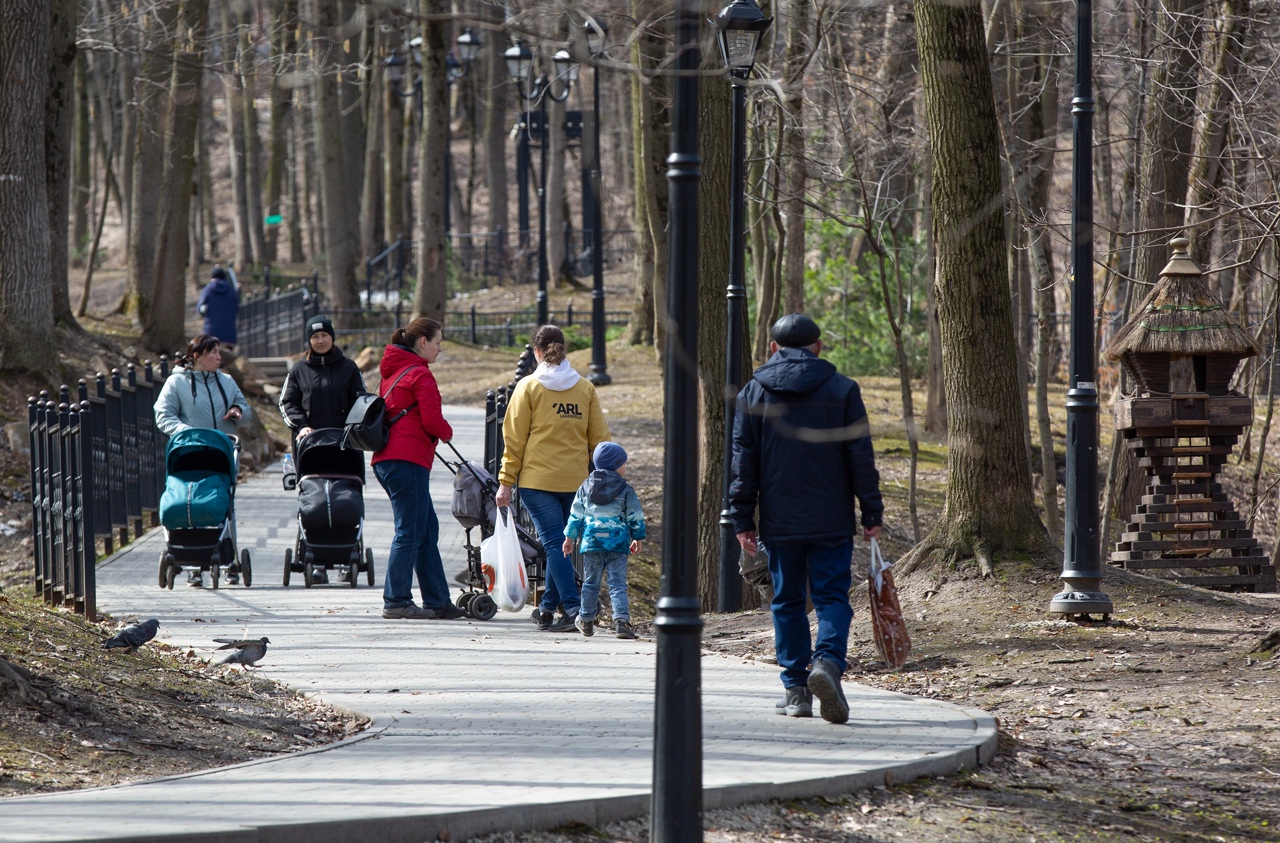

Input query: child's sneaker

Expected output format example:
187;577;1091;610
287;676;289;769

575;615;595;637
614;620;638;640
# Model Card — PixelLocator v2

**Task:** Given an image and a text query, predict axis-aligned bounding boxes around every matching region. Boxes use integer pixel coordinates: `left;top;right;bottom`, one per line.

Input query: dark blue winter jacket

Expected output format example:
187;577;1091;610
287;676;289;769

729;347;883;543
197;278;239;346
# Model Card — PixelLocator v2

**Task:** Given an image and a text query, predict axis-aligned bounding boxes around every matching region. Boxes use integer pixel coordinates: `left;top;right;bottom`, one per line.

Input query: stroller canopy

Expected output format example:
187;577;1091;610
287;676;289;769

296;428;365;481
165;428;236;480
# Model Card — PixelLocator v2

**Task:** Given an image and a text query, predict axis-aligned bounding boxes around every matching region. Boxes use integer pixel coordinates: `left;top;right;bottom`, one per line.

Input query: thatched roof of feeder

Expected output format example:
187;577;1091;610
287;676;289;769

1104;237;1260;361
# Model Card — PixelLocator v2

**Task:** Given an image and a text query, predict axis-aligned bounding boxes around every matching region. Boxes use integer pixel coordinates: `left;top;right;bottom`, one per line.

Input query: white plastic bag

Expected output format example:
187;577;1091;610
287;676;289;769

484;507;529;611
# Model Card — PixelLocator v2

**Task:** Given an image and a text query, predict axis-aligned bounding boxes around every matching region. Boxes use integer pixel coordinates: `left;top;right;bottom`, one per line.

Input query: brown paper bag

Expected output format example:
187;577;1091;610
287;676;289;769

868;539;911;668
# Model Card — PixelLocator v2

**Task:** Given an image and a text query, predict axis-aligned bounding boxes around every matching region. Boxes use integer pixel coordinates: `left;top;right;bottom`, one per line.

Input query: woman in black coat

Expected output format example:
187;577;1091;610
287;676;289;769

278;316;366;447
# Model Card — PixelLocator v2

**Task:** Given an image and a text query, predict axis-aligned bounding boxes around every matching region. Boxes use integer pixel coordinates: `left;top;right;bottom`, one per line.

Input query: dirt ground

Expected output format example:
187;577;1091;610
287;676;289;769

4;288;1280;842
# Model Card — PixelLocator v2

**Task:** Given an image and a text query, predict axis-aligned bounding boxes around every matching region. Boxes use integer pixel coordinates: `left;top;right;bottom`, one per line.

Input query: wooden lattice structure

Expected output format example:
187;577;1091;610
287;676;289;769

1104;237;1275;591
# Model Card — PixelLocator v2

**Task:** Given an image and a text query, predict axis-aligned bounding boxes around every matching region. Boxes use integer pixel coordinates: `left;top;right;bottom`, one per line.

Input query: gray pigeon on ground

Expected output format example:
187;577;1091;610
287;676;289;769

214;636;270;667
101;619;160;654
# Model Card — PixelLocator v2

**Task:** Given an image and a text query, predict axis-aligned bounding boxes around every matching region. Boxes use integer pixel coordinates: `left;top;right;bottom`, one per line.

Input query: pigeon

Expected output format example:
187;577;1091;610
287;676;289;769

214;636;270;667
101;619;160;654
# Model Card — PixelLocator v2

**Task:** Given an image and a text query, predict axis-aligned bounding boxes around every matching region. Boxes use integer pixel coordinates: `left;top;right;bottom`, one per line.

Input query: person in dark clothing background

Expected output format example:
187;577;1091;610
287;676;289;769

197;267;239;348
278;316;365;449
729;313;884;725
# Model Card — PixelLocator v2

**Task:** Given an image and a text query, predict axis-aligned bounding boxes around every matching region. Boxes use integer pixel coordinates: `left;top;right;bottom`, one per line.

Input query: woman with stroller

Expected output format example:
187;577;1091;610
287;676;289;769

495;325;610;632
155;333;253;585
278;316;365;448
373;318;463;620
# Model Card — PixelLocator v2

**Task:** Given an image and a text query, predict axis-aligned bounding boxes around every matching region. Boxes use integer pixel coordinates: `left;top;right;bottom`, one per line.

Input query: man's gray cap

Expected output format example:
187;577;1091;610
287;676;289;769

771;313;821;348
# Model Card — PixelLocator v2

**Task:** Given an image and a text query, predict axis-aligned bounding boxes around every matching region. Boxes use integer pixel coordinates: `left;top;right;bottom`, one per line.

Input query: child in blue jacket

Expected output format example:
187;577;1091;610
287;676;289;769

562;442;646;639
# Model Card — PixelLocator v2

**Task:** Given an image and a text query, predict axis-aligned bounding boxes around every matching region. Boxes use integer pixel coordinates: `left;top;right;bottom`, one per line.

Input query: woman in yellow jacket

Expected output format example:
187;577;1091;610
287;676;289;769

495;325;610;632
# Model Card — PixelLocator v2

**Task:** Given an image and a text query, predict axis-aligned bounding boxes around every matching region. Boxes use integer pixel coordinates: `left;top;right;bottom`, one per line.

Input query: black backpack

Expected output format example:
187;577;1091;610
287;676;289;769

342;366;417;452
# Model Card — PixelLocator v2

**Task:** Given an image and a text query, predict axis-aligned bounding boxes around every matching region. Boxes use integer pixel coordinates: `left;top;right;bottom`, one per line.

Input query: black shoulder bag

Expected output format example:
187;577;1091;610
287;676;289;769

341;366;418;452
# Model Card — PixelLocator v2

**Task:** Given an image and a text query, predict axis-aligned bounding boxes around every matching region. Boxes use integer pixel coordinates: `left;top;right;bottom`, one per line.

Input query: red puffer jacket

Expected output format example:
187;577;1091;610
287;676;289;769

370;344;453;470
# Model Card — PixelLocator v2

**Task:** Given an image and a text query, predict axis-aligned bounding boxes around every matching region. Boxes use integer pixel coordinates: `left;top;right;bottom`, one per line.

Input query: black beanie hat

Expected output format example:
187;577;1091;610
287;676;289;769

771;313;821;348
210;266;228;281
307;316;335;340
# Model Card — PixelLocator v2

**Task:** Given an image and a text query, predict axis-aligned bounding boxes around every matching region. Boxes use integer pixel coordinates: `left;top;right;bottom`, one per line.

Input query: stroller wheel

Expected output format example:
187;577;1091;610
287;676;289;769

210;564;220;590
241;549;253;588
158;552;169;589
348;554;359;588
470;593;497;621
456;592;476;612
283;548;292;587
303;562;314;589
164;554;176;590
365;548;375;586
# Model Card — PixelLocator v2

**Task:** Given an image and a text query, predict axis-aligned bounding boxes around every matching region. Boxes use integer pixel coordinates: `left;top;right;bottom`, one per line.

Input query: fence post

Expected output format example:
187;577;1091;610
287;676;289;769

77;400;97;619
567;302;574;327
506;318;514;347
28;395;44;598
470;305;478;345
53;398;70;607
263;264;271;296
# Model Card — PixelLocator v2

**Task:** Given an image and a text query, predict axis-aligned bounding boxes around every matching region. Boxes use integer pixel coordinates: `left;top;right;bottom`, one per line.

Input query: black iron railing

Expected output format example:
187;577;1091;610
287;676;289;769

29;361;169;619
238;283;322;358
566;228;637;278
443;306;630;347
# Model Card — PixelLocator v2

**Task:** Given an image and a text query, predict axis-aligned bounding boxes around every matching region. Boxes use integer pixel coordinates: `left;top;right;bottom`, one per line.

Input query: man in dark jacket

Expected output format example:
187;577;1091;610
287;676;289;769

197;267;239;347
278;316;366;448
729;313;884;724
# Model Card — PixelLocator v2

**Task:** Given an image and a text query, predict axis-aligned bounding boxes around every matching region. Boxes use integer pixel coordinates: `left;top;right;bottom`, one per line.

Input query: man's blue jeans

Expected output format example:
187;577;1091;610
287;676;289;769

519;487;580;616
579;551;629;622
374;460;451;610
764;538;854;689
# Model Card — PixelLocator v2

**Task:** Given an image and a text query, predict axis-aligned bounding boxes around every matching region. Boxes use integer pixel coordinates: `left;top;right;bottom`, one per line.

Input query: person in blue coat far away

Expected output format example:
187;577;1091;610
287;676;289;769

198;266;239;348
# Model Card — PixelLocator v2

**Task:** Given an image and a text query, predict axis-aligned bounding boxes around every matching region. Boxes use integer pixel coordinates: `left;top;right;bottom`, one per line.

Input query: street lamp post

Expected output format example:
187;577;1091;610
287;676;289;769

506;40;576;327
584;17;611;386
651;1;702;840
714;0;771;614
1051;0;1113;619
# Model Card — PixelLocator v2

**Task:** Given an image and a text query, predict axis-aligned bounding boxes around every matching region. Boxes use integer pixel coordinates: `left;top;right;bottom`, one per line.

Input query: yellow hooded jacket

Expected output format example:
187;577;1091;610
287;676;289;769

498;362;610;493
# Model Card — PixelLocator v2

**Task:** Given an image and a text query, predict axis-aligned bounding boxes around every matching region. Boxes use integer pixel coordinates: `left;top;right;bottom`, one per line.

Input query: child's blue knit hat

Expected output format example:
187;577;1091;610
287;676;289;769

593;442;627;472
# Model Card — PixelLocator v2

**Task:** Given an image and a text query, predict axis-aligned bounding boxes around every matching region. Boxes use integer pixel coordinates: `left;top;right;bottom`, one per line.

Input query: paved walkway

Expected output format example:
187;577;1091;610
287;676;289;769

0;406;996;843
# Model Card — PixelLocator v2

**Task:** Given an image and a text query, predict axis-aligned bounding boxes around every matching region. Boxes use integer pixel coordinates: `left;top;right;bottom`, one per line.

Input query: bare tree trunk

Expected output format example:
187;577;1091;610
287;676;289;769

199;99;218;259
780;0;810;314
72;49;91;268
482;0;508;240
360;30;383;260
339;2;365;249
0;0;56;372
287;116;305;263
383;29;405;244
240;16;266;266
547;84;568;287
412;0;449;321
264;0;297;264
901;0;1049;576
749;122;779;364
625;5;668;349
223;4;252;268
47;0;78;325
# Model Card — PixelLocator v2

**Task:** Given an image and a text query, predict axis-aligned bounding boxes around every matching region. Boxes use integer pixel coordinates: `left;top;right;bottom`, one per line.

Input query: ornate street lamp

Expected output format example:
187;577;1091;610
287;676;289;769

715;0;770;613
652;1;703;840
583;16;612;386
1051;0;1113;619
456;27;481;64
506;39;576;327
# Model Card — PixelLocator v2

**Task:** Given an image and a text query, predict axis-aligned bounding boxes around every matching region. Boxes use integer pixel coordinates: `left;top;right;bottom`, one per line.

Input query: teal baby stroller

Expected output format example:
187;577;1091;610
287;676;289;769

157;428;252;589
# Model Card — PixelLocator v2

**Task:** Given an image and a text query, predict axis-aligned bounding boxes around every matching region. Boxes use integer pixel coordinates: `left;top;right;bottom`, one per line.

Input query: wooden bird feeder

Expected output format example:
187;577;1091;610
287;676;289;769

1104;236;1274;591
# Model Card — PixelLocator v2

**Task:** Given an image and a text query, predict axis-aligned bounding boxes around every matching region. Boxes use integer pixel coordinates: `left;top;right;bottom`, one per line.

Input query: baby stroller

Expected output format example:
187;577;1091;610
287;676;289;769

438;442;545;621
282;428;374;588
157;428;252;589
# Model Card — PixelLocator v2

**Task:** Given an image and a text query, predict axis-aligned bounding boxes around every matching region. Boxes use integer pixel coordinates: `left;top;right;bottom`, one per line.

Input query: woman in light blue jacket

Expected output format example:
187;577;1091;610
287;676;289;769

153;334;252;585
155;334;252;438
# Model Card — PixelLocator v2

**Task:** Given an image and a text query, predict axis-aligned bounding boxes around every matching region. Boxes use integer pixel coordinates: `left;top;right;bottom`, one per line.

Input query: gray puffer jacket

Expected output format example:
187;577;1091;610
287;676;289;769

154;367;252;438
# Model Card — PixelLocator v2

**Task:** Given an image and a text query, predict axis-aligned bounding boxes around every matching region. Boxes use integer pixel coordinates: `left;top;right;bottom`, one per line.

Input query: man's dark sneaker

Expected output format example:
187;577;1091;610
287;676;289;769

614;620;638;640
575;615;595;637
547;612;579;633
534;608;553;631
313;568;329;584
226;570;240;585
807;658;850;724
382;604;436;619
187;571;204;587
775;685;813;717
430;603;466;620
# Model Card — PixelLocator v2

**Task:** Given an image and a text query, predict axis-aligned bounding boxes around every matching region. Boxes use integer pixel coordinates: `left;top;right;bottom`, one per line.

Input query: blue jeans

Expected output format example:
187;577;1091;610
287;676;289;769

374;460;451;610
579;551;629;622
519;487;580;616
764;538;854;689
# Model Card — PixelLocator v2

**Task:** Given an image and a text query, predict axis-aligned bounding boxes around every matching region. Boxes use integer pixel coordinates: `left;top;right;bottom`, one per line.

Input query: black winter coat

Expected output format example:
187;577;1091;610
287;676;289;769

728;347;883;543
278;348;365;438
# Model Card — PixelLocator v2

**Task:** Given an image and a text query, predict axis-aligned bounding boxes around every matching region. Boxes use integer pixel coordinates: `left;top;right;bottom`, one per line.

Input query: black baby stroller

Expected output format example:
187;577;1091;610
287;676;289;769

282;428;375;588
157;428;252;589
438;441;546;621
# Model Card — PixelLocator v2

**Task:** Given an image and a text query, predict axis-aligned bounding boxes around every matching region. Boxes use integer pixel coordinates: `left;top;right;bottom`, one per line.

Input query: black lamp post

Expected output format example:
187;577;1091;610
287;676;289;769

714;0;770;614
651;2;702;840
506;39;576;327
584;17;611;385
1051;0;1113;619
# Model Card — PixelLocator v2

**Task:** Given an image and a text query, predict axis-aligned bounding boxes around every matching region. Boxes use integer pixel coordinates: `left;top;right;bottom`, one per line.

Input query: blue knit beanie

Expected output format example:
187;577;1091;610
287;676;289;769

593;442;627;472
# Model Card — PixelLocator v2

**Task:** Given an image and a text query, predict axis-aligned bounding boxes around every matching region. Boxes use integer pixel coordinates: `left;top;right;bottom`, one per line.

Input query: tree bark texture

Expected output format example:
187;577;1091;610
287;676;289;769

240;16;266;267
412;0;449;322
482;0;508;241
264;0;298;264
908;0;1047;565
359;32;383;261
625;4;668;349
781;0;810;314
47;0;78;324
0;0;55;372
223;4;252;269
382;31;406;244
547;86;568;286
72;48;90;267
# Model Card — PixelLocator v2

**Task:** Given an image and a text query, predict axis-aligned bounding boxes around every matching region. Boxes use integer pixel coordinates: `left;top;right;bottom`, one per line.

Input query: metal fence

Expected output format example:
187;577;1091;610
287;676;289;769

443;305;631;347
566;229;638;278
28;361;169;619
238;284;322;358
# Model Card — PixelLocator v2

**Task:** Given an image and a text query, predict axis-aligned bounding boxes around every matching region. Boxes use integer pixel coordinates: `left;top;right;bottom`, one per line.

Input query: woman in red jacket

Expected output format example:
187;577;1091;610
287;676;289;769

373;318;461;620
